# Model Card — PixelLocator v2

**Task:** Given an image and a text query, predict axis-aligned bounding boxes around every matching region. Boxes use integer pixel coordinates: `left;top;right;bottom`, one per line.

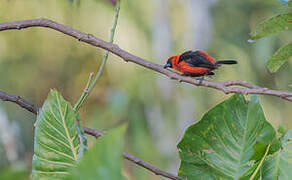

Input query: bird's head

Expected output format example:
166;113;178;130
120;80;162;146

164;55;179;69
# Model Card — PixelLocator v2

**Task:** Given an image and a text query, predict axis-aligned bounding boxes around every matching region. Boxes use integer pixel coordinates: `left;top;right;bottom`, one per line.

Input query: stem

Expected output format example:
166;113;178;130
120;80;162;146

73;1;120;111
73;72;94;111
249;143;271;180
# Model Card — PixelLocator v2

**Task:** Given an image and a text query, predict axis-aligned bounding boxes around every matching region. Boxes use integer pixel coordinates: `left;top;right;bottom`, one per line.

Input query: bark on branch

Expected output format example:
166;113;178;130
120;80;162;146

123;152;186;180
0;18;291;102
0;90;104;138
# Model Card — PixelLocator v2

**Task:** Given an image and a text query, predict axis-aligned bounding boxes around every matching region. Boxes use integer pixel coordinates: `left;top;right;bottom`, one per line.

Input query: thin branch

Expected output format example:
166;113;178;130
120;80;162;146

123;152;186;180
74;72;94;111
0;90;183;180
88;1;120;93
83;126;105;138
74;2;120;111
0;90;38;114
0;19;291;102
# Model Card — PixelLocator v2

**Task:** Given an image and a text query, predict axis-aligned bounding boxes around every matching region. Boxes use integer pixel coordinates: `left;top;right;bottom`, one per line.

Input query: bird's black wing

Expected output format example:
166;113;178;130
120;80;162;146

178;51;215;69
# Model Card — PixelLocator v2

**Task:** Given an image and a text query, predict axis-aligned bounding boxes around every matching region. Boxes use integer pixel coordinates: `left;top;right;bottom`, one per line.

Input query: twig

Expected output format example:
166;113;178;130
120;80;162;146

0;19;291;102
83;126;105;138
0;90;183;180
74;72;94;111
123;152;186;180
74;2;120;111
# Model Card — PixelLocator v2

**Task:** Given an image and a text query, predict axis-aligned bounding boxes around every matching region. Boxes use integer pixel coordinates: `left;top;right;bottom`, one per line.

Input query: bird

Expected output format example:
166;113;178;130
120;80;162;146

164;50;237;82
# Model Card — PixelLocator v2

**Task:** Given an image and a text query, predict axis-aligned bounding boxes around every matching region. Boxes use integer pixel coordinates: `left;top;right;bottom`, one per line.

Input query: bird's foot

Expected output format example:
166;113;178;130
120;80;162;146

197;77;205;85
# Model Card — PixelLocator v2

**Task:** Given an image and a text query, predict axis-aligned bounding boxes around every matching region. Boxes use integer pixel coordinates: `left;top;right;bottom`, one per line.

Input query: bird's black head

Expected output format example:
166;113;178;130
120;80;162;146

164;58;173;69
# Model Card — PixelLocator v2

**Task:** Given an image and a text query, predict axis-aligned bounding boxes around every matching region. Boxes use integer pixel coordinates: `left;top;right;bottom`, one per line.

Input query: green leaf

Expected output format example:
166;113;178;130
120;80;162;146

261;130;292;179
250;13;292;40
267;43;292;73
32;89;80;180
177;94;276;180
66;124;127;180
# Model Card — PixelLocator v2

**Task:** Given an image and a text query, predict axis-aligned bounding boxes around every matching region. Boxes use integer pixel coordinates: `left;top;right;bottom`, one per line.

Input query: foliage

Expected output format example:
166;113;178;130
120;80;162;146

32;89;127;180
261;130;292;179
250;13;292;40
267;43;292;73
65;124;127;180
32;89;80;179
0;1;291;180
177;94;292;180
250;7;292;73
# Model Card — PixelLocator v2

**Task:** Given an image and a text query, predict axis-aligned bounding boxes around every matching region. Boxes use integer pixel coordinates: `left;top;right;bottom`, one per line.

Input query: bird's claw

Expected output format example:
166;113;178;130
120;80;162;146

197;77;205;85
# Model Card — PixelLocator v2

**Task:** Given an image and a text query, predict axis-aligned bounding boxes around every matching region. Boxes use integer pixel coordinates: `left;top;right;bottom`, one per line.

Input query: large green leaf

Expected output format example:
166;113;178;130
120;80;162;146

32;89;79;180
177;94;276;180
261;130;292;179
66;124;127;180
267;43;292;73
250;13;292;40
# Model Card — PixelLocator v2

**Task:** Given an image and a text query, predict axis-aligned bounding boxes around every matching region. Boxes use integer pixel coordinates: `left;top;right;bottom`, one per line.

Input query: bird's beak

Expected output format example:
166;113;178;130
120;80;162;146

164;62;172;69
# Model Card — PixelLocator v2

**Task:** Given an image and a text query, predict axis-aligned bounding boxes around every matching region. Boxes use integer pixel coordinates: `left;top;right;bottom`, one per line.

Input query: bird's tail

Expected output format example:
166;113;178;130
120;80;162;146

216;60;237;65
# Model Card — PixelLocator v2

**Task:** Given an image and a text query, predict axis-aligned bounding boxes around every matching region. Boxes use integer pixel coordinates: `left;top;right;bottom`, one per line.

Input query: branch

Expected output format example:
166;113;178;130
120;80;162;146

0;90;104;138
0;90;38;114
0;19;291;102
123;152;186;180
82;126;105;138
0;90;184;180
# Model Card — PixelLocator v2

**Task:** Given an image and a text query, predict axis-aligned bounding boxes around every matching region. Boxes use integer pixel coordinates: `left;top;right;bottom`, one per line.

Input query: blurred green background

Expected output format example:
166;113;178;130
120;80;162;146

0;0;291;179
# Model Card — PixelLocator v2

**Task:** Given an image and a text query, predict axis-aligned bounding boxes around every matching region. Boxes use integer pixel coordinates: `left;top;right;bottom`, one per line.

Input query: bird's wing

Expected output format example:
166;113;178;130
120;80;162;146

178;51;215;69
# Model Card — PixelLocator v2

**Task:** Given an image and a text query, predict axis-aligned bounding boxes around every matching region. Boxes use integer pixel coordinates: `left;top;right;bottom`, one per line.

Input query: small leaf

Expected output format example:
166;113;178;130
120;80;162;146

66;124;127;180
261;130;292;179
267;43;292;73
177;94;276;179
250;13;292;40
32;89;80;180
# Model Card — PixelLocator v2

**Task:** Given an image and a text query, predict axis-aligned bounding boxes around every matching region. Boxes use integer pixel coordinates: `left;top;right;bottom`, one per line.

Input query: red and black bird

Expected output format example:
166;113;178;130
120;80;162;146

164;50;237;78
